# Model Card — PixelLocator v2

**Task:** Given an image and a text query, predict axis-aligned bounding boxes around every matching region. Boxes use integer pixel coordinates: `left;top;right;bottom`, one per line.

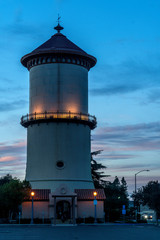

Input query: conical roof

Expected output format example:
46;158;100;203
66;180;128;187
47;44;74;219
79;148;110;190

32;33;87;54
21;31;97;70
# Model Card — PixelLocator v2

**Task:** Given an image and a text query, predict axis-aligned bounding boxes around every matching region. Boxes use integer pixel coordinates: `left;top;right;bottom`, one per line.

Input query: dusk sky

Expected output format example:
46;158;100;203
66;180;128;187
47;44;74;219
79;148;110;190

0;0;160;195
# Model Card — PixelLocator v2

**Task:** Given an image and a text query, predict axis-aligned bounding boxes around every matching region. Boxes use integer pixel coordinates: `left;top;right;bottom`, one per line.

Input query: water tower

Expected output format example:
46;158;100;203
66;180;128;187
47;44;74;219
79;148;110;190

21;22;97;192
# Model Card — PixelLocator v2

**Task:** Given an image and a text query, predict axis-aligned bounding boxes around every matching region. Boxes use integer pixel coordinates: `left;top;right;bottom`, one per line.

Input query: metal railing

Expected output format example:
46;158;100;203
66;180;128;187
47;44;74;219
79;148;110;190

21;111;97;129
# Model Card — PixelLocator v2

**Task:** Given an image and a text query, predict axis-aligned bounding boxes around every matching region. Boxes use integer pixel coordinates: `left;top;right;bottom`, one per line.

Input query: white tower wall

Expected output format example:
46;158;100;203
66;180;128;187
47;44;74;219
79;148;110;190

26;123;93;191
26;62;94;190
29;64;88;114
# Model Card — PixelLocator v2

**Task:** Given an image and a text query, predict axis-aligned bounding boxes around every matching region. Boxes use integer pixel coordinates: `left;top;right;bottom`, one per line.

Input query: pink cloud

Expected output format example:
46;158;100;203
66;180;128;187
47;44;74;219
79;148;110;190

0;156;17;162
0;140;26;179
0;140;26;155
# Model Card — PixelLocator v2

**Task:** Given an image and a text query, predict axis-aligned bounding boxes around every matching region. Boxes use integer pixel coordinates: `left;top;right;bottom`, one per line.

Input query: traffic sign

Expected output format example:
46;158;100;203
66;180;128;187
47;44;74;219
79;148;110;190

93;199;97;205
122;209;126;215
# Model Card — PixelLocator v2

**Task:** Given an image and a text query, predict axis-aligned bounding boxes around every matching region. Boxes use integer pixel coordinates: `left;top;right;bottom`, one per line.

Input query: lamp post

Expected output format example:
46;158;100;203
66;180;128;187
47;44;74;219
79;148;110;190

30;191;35;224
135;170;150;193
134;170;149;221
93;191;97;223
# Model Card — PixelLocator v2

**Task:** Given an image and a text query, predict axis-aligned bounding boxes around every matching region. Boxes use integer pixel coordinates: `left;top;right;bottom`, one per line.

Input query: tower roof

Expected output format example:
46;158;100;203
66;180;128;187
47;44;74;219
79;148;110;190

32;33;87;55
21;28;97;70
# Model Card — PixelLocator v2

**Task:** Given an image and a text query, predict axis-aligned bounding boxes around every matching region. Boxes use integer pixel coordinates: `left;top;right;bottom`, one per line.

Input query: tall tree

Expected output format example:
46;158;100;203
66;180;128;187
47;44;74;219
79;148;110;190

121;177;128;198
113;176;120;187
91;152;129;222
91;150;110;188
104;176;129;222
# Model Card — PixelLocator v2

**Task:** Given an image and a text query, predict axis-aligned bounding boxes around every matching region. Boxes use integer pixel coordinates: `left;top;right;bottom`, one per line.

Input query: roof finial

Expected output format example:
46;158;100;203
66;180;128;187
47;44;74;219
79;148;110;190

54;14;64;33
57;14;61;24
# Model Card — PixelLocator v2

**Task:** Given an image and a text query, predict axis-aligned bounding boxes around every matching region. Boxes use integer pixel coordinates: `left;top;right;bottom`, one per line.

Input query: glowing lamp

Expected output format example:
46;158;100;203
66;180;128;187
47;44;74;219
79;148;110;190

31;191;35;197
93;191;97;197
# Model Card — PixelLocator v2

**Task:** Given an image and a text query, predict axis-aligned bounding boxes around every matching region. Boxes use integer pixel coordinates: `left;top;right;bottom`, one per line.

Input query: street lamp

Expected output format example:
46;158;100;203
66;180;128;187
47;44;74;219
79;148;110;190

135;170;150;193
134;170;150;221
93;191;97;223
31;191;35;224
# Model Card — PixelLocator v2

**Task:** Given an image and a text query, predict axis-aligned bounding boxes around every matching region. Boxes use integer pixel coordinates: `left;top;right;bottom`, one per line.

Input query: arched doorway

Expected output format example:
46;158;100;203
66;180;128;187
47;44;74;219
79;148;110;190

56;200;71;222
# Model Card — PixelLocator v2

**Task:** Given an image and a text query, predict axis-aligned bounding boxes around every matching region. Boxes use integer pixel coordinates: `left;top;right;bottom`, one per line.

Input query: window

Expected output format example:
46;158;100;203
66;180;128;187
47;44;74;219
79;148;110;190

56;161;64;169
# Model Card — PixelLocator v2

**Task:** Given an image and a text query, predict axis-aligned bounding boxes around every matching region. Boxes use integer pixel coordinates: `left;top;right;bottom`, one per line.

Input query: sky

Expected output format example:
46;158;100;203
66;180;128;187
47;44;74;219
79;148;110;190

0;0;160;195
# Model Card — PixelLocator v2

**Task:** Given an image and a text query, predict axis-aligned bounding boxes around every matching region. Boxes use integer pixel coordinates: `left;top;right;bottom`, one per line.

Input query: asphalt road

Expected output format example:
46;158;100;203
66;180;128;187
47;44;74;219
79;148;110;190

0;224;159;240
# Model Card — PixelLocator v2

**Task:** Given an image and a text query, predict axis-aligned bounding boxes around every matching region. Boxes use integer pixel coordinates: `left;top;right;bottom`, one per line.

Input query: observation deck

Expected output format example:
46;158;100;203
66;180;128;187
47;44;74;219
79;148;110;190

21;111;97;130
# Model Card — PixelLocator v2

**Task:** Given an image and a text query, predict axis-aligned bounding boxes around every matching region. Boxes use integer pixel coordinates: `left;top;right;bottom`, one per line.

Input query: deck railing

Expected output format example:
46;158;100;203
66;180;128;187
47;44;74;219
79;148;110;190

21;111;97;129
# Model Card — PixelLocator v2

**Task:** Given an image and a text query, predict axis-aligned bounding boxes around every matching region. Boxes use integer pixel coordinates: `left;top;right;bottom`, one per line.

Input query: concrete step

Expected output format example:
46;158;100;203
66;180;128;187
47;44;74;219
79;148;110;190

55;219;72;225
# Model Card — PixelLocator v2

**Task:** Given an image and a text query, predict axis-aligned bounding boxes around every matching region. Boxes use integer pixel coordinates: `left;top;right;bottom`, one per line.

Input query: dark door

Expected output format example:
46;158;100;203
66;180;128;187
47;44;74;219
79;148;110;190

56;200;71;222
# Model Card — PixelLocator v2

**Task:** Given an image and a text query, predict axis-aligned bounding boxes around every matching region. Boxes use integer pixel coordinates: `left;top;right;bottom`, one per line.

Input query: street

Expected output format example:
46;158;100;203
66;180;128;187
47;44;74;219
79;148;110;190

0;224;159;240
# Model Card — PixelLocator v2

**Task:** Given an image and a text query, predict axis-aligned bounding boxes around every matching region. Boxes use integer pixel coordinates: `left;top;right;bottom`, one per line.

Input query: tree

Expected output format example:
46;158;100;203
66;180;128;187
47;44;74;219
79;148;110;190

132;181;160;225
91;150;110;188
104;176;129;222
121;177;128;198
0;175;31;220
113;176;120;187
0;174;13;186
91;151;129;222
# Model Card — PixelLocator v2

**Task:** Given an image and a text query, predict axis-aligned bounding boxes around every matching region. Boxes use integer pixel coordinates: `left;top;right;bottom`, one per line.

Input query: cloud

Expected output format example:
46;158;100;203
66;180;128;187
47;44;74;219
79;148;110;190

92;122;160;151
3;18;42;38
0;78;12;83
0;140;26;156
92;120;160;192
95;121;160;135
0;100;28;112
8;23;38;37
110;163;152;171
112;38;146;44
90;58;160;97
0;140;26;179
147;88;160;104
100;154;136;160
90;84;140;96
0;19;45;50
0;155;25;168
0;86;26;95
0;156;17;162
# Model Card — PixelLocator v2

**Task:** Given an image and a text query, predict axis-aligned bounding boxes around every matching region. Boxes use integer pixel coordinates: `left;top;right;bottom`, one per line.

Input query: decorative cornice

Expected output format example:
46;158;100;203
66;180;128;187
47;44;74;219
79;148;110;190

26;53;92;70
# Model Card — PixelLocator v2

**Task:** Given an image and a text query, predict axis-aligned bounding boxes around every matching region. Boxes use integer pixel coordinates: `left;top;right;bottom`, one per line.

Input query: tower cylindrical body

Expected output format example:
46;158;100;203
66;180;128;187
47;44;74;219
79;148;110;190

26;63;93;191
26;123;92;191
29;64;88;114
